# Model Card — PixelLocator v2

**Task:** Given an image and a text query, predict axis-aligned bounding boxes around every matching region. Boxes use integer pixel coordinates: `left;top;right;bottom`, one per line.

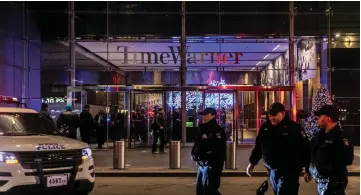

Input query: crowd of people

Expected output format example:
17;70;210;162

39;103;182;149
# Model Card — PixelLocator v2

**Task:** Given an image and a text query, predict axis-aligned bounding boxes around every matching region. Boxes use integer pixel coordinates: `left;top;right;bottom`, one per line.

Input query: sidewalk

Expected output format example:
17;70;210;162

92;147;360;177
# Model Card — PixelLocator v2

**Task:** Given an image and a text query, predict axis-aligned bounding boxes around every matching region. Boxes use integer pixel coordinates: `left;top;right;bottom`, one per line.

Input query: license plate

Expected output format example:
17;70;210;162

46;174;68;187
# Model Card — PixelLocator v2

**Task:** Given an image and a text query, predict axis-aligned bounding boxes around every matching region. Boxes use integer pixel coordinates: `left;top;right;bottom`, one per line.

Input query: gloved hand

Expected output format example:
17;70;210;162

246;163;255;177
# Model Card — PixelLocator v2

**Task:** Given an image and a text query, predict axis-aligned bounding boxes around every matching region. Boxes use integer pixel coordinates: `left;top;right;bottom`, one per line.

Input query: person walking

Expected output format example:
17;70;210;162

246;102;311;195
191;107;227;195
57;105;80;139
152;108;166;154
79;105;94;144
310;105;354;195
94;109;107;149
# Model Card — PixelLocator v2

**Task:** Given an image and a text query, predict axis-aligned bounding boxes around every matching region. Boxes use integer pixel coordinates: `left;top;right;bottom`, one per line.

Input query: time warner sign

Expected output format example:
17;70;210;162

77;42;267;67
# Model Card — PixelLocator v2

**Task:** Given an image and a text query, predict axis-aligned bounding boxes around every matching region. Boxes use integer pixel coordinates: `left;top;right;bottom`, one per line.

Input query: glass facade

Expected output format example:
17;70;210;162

0;1;354;146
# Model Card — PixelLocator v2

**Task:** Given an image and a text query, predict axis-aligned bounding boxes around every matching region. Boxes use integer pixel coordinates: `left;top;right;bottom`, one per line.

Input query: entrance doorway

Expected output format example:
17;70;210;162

131;92;164;148
69;85;294;148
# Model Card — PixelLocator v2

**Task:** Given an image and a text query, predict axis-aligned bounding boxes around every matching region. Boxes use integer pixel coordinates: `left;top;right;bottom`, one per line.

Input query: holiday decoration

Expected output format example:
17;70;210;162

170;91;203;110
303;85;333;141
169;77;233;110
205;77;234;109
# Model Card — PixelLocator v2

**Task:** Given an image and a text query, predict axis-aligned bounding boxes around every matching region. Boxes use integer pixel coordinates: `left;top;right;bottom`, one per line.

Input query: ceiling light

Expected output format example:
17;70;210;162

263;54;270;59
335;33;340;38
272;44;280;51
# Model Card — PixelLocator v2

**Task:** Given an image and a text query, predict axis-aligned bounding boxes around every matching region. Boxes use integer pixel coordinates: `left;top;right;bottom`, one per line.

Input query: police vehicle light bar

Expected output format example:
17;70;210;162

0;95;26;108
0;95;19;102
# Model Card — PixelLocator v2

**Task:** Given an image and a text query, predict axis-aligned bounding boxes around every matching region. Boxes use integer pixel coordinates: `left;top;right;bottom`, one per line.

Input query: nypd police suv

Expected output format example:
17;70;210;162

0;99;94;195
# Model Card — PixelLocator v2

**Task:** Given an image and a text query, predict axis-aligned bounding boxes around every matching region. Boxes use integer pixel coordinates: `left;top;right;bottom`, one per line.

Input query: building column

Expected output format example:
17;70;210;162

21;2;28;104
67;1;76;106
289;1;297;121
180;1;187;143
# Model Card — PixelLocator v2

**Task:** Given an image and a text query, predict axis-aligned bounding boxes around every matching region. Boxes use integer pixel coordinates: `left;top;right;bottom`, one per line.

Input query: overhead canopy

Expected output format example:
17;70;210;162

73;36;292;71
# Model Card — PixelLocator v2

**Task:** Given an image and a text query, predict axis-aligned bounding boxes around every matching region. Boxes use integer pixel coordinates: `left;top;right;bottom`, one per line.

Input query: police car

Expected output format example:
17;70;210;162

0;96;94;195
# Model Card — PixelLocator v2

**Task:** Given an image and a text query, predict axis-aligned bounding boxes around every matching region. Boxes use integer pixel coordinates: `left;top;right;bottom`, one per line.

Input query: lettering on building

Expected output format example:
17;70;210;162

117;46;243;65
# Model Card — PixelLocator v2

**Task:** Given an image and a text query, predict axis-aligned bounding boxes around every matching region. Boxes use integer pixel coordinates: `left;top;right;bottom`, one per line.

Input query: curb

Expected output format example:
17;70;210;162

94;171;360;177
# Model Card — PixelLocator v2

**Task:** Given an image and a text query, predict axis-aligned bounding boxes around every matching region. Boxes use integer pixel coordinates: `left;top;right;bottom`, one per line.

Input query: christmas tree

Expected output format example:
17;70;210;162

304;85;333;141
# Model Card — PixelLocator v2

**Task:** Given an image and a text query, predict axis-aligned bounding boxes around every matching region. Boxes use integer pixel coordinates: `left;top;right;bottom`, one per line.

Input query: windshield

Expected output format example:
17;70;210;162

0;113;58;136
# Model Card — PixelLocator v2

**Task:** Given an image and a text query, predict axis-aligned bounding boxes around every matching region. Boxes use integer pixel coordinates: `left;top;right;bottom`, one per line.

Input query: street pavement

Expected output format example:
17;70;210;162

92;146;360;175
90;177;361;195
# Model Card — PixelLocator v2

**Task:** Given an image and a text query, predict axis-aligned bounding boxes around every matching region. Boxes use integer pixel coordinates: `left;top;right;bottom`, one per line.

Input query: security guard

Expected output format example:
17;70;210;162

310;105;354;195
247;102;311;195
191;108;227;195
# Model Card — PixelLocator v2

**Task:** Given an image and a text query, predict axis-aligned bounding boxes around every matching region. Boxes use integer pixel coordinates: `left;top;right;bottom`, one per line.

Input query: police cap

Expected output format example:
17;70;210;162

199;107;217;116
268;102;286;116
314;105;339;122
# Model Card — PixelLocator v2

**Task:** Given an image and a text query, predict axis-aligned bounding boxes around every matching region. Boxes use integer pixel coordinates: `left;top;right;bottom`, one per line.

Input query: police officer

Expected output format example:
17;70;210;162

247;102;311;195
310;105;354;195
79;105;94;144
191;108;226;195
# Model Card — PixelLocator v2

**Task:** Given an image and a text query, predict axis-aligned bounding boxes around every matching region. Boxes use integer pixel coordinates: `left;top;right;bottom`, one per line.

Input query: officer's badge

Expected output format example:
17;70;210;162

325;140;333;144
202;134;208;139
343;138;350;146
301;131;306;138
216;133;221;139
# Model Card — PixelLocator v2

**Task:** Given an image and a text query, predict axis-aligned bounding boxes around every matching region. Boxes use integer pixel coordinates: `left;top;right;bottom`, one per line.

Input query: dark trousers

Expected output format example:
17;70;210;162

152;130;165;152
96;128;106;147
317;178;348;195
81;134;91;144
196;163;223;195
268;169;300;195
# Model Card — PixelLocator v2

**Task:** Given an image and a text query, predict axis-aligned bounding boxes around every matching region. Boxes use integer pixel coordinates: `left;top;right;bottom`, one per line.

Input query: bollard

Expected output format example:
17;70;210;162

225;141;236;170
113;140;125;169
169;141;181;169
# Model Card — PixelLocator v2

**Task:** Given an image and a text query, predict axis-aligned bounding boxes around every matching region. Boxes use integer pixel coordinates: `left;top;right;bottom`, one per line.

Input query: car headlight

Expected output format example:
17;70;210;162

0;152;18;164
82;148;92;160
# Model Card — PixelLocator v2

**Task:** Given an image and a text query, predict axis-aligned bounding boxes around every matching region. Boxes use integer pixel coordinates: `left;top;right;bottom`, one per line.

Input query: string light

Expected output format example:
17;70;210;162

304;85;339;141
170;77;233;110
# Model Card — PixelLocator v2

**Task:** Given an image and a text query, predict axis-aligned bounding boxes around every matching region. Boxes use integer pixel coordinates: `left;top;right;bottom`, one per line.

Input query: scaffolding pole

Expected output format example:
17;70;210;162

180;1;187;143
67;1;76;106
289;1;297;121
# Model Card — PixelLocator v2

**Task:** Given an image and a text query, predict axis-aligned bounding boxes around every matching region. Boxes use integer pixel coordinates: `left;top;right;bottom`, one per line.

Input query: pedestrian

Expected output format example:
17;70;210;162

246;102;311;195
191;107;226;195
94;109;107;149
39;103;54;124
114;110;125;141
57;105;80;139
310;105;354;195
79;105;94;144
151;108;166;154
172;108;181;141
